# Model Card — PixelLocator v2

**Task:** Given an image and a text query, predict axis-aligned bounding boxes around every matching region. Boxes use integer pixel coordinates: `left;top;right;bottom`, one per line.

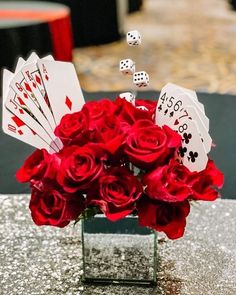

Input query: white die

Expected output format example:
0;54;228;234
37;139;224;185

133;71;149;87
126;30;141;46
119;59;135;75
119;92;135;105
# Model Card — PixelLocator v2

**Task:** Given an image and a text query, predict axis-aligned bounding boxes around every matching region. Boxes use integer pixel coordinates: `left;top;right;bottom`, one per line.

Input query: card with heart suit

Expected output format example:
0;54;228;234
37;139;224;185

2;69;57;153
156;83;209;130
164;104;212;154
155;83;211;172
37;60;85;125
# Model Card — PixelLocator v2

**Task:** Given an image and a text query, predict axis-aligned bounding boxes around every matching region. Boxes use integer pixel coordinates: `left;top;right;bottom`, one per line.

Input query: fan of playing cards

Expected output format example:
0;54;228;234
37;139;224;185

155;83;212;172
2;37;223;239
2;52;84;154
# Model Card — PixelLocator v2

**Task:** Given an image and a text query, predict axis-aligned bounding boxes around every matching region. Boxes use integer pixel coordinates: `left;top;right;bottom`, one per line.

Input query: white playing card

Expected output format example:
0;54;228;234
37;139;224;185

13;52;39;76
14;57;25;73
174;105;212;153
2;69;56;153
9;72;62;148
173;83;198;102
162;83;204;111
24;52;39;65
21;55;57;131
2;69;13;100
156;84;209;131
176;119;208;172
4;88;60;152
37;60;85;125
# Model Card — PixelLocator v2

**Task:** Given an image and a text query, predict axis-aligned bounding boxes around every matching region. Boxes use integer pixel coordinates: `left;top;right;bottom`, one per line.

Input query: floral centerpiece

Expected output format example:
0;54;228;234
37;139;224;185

16;96;224;240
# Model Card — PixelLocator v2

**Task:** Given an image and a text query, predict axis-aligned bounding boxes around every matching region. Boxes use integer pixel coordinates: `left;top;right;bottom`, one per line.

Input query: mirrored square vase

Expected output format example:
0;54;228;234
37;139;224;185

81;214;157;286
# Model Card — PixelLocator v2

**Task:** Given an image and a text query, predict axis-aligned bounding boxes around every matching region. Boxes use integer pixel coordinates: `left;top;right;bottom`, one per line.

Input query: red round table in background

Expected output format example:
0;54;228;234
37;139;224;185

0;1;73;70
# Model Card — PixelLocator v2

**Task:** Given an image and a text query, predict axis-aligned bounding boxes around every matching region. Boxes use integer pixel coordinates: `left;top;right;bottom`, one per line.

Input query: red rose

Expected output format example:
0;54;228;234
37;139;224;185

125;120;181;169
187;160;224;201
16;149;58;183
135;98;157;119
57;145;104;193
92;114;126;156
54;110;89;145
137;196;190;239
115;97;153;125
143;160;192;202
81;99;116;127
89;167;143;221
30;186;84;227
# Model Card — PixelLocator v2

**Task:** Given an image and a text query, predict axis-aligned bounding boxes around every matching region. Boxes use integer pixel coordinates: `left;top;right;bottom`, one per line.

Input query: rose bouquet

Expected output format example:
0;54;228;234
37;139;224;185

16;96;224;240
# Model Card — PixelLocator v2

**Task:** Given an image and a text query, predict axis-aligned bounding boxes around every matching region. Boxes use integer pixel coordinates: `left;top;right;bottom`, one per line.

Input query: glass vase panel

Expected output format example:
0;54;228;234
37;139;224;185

81;214;157;286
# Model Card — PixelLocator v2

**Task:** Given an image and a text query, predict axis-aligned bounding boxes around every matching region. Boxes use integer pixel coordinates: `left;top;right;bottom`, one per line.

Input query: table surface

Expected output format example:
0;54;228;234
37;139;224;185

0;1;69;27
0;194;235;295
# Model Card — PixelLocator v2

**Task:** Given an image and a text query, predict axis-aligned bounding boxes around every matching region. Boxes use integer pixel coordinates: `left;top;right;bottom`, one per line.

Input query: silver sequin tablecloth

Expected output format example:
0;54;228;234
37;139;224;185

0;195;235;295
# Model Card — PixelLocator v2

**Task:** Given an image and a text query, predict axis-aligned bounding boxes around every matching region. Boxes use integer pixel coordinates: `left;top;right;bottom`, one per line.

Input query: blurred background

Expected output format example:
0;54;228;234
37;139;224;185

1;0;236;93
1;0;236;197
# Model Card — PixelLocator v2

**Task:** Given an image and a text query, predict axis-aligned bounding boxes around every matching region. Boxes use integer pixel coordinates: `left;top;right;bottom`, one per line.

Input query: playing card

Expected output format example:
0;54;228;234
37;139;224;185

163;83;203;110
28;60;51;110
9;72;61;148
156;83;206;126
156;83;209;131
21;55;57;128
174;84;198;102
174;105;212;153
176;119;208;172
17;52;40;72
4;87;60;152
2;69;56;153
37;60;85;125
14;57;25;73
